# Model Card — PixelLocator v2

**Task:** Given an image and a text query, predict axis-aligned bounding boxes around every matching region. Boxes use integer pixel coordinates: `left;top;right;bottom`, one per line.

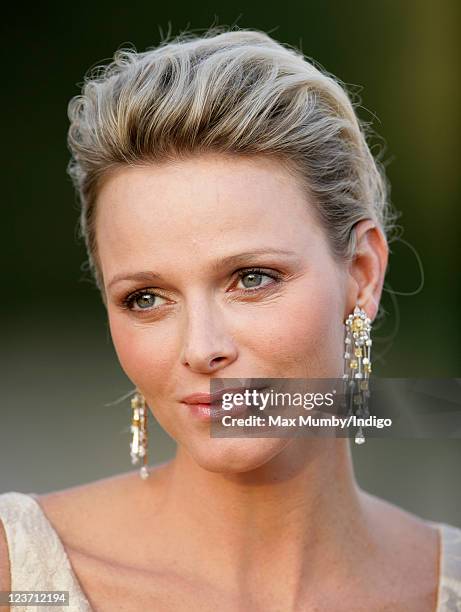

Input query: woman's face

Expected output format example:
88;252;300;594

96;153;352;472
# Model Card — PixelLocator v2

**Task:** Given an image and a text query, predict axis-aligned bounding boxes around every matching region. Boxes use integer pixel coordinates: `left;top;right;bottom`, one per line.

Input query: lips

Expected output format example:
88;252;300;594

181;386;253;407
181;384;268;422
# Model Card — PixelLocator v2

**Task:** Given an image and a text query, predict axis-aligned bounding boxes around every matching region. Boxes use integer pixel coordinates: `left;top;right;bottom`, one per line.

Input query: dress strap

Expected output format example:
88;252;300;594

437;522;461;611
0;491;92;611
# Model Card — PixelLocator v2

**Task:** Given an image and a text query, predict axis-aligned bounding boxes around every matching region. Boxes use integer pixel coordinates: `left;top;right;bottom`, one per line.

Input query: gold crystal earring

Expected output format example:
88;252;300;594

130;390;150;479
343;305;372;444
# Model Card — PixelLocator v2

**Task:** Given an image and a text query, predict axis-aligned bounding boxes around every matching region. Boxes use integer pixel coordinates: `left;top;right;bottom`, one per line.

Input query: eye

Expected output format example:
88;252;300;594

120;268;283;313
235;269;280;291
122;289;169;312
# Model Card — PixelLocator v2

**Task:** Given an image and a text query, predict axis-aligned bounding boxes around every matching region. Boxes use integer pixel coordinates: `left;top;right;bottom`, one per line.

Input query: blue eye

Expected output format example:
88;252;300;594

236;269;280;291
238;272;266;288
120;268;282;314
135;292;156;309
123;290;168;312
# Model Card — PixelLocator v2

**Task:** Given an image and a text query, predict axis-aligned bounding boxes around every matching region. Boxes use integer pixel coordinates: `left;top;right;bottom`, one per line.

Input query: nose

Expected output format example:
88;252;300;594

180;299;238;374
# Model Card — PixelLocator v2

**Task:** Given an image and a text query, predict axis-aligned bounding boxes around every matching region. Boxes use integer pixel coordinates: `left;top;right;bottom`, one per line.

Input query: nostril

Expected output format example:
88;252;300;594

210;356;226;367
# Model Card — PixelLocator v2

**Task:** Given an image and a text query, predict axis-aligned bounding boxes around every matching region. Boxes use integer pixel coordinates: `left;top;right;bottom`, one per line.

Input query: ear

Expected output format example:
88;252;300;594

346;219;389;322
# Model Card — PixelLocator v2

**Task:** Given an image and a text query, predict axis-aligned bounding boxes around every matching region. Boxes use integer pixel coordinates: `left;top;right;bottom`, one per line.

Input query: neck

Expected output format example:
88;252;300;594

151;439;373;596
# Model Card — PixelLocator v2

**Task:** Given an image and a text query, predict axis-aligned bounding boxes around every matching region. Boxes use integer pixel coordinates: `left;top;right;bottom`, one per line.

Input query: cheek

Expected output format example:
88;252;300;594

242;279;345;377
107;312;175;388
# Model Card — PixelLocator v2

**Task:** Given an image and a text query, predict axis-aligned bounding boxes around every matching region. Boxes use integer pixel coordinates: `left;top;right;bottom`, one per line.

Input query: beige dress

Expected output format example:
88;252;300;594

0;491;460;611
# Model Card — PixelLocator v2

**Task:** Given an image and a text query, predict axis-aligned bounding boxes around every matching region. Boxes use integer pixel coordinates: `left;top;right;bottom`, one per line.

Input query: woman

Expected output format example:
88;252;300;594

1;27;460;612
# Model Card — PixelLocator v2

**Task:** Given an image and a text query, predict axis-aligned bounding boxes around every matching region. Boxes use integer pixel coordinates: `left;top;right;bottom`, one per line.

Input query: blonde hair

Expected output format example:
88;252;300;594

67;26;398;294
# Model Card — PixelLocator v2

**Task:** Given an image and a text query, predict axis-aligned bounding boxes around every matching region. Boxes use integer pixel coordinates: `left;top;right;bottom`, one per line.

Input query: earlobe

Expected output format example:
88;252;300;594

347;219;389;322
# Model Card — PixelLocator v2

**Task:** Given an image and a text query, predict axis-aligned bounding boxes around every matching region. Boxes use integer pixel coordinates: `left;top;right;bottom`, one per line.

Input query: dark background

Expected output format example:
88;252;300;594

1;1;460;526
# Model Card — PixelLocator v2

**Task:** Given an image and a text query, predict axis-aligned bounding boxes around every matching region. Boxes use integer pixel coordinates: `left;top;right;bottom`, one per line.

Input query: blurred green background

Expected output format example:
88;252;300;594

1;1;460;526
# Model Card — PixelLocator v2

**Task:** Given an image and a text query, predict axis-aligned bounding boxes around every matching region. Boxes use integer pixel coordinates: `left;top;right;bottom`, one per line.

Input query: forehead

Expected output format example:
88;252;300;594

95;154;325;280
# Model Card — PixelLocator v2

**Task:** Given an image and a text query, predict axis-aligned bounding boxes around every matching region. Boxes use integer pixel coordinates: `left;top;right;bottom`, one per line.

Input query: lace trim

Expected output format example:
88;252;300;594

437;523;461;611
0;492;92;611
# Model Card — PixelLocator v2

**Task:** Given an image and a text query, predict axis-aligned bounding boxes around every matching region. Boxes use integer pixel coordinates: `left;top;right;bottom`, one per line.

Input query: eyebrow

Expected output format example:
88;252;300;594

107;248;300;290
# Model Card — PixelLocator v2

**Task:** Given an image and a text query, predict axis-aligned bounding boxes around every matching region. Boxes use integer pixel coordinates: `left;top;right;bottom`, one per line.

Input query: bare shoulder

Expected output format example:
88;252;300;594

360;488;440;544
30;464;175;611
34;462;171;556
359;489;440;611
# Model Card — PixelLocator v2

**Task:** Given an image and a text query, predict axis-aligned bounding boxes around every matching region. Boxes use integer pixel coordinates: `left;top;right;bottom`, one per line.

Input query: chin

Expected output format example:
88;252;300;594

186;437;291;474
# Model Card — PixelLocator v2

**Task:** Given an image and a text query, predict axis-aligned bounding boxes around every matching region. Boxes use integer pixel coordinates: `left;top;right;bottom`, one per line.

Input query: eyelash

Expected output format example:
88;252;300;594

120;268;283;313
